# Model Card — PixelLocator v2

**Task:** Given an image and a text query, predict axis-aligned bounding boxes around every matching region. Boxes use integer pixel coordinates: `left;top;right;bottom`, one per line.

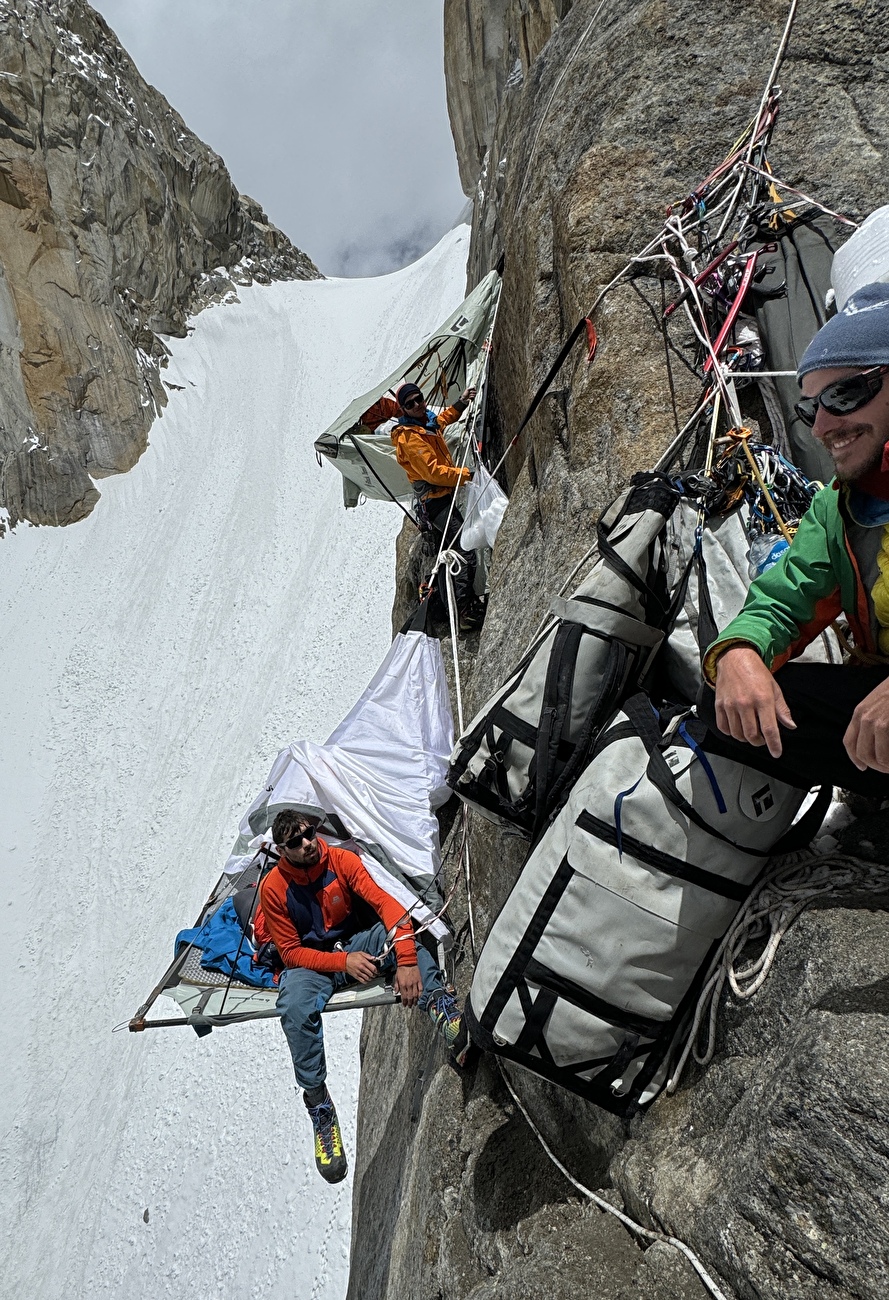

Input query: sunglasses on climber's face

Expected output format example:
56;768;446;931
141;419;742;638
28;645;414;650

282;825;317;850
795;365;889;427
402;396;425;410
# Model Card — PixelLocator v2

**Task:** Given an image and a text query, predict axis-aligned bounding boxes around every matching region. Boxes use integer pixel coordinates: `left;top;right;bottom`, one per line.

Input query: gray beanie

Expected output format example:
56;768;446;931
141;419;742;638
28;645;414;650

798;281;889;378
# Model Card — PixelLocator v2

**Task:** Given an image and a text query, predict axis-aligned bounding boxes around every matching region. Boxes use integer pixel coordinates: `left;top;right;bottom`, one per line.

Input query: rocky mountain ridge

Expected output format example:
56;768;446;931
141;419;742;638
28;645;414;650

348;2;889;1297
0;0;317;532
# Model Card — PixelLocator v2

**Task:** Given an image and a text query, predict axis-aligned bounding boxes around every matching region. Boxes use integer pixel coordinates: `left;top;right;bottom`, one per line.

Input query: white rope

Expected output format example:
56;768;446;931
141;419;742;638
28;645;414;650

653;390;721;471
740;163;858;228
658;237;744;425
435;541;728;1298
481;184;741;491
435;548;467;733
668;850;889;1092
713;0;798;242
427;403;478;580
434;545;477;956
499;1067;731;1300
747;0;799;164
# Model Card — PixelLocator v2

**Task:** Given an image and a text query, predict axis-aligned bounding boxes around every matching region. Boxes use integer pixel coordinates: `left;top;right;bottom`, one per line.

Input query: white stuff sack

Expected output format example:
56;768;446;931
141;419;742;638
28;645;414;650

832;204;889;310
460;466;508;551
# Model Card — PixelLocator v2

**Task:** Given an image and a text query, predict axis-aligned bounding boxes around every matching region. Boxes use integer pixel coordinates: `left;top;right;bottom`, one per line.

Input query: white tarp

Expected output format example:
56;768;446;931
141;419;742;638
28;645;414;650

224;630;455;944
315;269;501;507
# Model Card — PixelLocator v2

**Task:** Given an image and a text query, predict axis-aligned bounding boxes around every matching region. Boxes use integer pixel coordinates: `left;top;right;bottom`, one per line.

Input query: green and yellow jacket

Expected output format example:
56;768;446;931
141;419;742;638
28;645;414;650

704;481;889;682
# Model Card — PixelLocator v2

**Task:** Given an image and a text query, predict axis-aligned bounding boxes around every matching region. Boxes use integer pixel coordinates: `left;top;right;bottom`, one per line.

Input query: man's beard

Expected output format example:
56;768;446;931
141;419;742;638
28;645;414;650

831;430;885;482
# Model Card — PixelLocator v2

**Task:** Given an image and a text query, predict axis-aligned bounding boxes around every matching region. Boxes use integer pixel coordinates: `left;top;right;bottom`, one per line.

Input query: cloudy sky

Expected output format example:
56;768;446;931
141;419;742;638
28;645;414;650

92;0;467;277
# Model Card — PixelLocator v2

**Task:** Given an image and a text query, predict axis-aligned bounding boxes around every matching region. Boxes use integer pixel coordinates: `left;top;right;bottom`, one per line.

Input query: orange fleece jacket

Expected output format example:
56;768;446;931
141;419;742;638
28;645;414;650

358;396;400;430
258;838;417;973
390;405;470;498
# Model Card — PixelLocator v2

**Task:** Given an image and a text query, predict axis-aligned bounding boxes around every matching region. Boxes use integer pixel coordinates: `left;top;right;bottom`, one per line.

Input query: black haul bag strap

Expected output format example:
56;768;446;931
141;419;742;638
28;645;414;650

575;808;747;901
622;693;775;857
532;621;585;834
595;474;680;622
532;638;634;846
491;707;575;764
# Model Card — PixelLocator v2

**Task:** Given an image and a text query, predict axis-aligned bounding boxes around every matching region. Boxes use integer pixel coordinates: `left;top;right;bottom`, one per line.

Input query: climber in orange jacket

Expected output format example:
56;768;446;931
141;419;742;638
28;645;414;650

390;381;485;632
259;807;461;1184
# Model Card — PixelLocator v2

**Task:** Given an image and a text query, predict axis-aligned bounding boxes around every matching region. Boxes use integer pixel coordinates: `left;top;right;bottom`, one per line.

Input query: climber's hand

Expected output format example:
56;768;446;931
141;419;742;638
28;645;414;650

345;951;378;983
394;964;423;1008
844;675;889;772
714;645;795;759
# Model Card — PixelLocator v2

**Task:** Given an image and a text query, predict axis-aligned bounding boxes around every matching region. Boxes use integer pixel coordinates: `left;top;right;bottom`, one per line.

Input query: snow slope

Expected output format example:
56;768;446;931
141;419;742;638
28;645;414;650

0;227;469;1300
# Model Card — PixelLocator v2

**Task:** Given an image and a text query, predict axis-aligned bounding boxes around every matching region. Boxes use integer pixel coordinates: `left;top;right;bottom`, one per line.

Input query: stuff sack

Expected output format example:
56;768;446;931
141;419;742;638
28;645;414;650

447;473;685;836
460;465;509;551
464;694;808;1115
449;468;834;835
660;500;752;702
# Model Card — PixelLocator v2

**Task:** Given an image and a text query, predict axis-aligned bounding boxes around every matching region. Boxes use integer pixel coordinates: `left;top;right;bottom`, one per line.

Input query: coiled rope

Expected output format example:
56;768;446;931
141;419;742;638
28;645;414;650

668;849;889;1092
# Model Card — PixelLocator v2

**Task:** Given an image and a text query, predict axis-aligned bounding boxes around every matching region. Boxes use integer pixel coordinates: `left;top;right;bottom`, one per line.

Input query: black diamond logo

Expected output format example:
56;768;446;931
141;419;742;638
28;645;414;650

752;784;774;816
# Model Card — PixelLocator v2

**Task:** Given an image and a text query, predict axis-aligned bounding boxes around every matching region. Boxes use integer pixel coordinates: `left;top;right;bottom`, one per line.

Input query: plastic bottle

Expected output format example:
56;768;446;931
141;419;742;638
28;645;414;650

748;534;789;579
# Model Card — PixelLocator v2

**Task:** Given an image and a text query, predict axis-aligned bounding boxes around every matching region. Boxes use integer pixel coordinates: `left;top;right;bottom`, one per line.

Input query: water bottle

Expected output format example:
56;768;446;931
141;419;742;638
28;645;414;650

748;534;789;579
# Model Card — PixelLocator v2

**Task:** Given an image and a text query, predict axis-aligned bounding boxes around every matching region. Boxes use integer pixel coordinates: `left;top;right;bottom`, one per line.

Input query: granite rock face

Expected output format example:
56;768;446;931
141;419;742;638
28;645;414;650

612;906;889;1300
0;0;317;530
350;2;889;1297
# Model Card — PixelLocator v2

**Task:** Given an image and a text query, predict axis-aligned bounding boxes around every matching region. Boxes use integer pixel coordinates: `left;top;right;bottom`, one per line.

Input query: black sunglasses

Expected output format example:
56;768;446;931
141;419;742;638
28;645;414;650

794;364;889;427
282;825;317;849
401;396;425;409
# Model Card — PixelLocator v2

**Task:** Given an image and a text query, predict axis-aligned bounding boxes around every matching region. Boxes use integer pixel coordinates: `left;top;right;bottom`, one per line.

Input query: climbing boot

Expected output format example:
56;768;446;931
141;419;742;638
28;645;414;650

449;1017;475;1071
458;598;486;634
303;1087;348;1184
426;989;463;1049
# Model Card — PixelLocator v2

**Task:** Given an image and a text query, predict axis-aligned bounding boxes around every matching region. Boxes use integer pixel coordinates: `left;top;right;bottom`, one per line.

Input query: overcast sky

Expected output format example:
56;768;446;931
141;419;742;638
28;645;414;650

92;0;468;277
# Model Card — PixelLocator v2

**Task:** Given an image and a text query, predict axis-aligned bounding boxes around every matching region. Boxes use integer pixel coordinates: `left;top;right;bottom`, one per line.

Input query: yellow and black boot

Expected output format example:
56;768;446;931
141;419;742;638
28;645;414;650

303;1086;348;1184
425;989;463;1049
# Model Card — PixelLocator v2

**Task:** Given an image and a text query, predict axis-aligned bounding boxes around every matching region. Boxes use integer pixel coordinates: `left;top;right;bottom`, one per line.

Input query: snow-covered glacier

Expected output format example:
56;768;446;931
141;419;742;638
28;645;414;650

0;227;469;1300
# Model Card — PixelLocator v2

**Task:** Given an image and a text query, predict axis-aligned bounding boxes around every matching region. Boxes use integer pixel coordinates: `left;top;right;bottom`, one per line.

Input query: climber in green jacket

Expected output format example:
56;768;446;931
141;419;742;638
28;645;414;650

702;281;889;797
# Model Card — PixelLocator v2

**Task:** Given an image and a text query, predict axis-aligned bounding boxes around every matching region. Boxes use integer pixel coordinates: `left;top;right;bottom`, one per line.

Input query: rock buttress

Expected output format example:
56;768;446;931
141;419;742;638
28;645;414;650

0;0;318;530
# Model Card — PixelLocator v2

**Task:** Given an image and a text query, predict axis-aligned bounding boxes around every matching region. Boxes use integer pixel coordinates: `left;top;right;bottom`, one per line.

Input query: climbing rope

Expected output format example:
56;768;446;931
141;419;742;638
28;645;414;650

435;530;728;1296
419;325;498;614
498;1067;731;1300
421;12;851;1293
668;848;889;1092
741;163;858;229
433;548;477;955
712;0;799;243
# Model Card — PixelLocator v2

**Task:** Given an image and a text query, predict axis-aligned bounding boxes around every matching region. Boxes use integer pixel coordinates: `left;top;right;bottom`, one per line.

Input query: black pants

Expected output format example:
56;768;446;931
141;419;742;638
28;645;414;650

698;662;889;799
422;492;477;611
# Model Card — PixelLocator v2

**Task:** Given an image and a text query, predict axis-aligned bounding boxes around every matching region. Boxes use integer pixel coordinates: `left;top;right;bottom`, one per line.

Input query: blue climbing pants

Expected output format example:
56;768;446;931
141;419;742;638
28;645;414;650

276;922;445;1091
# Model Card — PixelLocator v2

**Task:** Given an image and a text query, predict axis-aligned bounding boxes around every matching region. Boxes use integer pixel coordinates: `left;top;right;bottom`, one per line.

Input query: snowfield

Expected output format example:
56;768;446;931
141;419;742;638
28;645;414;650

0;227;469;1300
